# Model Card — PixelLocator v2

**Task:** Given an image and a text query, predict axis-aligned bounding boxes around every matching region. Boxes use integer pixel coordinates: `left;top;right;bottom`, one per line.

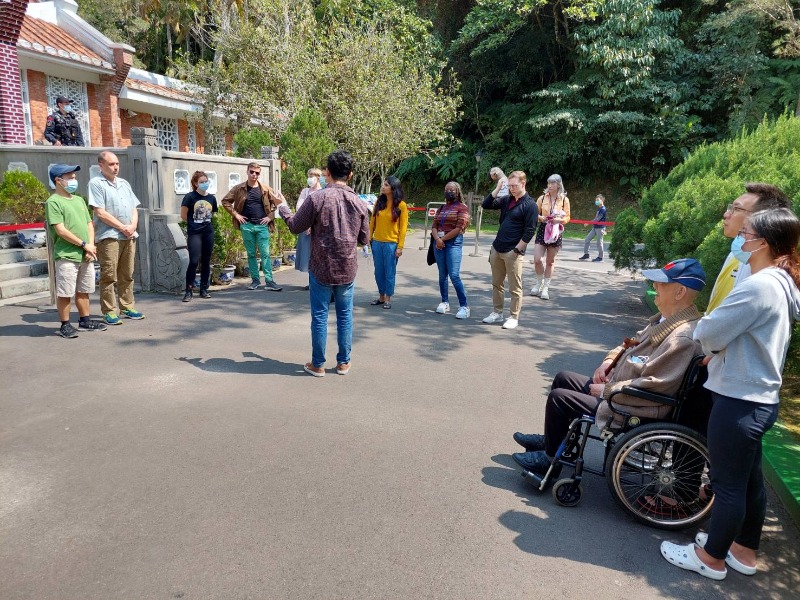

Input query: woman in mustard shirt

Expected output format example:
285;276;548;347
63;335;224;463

531;174;571;300
369;176;408;309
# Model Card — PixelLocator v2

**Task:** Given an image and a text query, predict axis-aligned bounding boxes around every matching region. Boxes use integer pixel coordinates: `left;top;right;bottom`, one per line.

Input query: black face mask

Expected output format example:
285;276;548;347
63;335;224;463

444;190;456;201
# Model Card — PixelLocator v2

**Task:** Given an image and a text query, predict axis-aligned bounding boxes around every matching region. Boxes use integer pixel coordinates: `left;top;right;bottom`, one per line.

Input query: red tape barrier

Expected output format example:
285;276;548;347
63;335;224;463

0;222;46;232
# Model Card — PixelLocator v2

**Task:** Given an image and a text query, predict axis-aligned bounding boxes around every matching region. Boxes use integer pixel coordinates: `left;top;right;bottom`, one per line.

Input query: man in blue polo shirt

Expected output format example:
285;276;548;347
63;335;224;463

88;151;145;325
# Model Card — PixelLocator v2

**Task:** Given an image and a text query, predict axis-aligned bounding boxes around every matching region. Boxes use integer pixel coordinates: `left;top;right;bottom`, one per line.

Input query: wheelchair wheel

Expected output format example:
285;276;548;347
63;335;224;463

553;479;583;507
605;423;713;530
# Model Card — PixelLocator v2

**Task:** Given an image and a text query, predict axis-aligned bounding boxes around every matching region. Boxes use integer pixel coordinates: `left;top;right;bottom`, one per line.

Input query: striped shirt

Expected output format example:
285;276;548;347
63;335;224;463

278;184;370;285
433;201;470;234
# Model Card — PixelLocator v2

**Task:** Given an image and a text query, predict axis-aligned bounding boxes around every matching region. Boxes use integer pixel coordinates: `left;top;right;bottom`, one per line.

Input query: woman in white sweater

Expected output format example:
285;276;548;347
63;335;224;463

661;207;800;581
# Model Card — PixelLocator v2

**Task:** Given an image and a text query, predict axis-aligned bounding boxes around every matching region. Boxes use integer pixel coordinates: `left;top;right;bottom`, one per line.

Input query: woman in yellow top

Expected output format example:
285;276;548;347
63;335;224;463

531;173;571;300
369;176;408;309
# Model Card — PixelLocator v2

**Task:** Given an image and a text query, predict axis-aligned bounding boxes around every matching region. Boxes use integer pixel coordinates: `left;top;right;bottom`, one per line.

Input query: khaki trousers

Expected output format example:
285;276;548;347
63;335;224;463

489;247;524;319
97;238;136;315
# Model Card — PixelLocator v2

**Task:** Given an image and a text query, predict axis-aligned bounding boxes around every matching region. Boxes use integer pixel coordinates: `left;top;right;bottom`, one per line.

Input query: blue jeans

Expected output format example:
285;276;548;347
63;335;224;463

309;272;354;367
372;240;398;297
704;393;779;558
239;222;273;283
433;235;467;307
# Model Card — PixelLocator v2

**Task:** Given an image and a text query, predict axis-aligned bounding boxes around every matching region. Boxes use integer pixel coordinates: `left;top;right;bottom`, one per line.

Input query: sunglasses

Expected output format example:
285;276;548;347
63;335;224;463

248;170;260;175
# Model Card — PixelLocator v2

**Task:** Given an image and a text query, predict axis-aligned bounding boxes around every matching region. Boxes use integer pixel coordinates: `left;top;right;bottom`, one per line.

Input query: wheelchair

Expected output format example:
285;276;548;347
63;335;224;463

520;355;714;531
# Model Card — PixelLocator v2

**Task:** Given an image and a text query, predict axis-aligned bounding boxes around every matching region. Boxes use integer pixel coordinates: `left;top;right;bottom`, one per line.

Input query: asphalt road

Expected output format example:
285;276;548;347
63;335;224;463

1;235;798;600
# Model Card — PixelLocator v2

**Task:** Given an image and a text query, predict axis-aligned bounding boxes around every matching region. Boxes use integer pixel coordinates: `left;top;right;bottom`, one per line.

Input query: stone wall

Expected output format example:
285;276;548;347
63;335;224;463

0;129;282;293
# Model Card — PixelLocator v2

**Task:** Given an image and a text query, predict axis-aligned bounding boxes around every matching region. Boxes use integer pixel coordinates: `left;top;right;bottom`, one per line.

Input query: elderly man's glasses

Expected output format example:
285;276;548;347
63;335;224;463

737;228;762;240
726;203;752;215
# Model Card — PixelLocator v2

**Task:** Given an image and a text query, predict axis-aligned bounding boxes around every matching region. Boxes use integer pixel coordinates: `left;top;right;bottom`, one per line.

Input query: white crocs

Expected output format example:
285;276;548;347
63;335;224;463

660;541;726;580
695;532;757;576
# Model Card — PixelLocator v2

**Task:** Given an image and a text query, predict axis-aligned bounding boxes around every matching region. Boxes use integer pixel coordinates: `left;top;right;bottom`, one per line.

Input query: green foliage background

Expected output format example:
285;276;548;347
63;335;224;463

0;171;49;224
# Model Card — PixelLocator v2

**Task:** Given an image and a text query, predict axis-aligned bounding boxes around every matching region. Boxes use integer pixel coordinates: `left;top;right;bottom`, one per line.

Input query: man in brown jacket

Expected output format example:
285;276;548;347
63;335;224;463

511;258;706;478
221;162;282;291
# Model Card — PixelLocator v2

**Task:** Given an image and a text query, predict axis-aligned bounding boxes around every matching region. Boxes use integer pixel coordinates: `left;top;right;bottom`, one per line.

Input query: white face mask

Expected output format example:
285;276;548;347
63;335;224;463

307;177;316;187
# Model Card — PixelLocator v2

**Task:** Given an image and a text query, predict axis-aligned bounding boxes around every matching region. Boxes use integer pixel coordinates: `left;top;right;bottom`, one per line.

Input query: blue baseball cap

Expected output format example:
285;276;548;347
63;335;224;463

642;258;706;291
49;164;81;183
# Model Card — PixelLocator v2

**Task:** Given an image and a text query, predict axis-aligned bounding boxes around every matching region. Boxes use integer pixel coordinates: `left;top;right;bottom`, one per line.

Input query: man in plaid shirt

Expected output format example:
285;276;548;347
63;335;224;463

276;150;370;377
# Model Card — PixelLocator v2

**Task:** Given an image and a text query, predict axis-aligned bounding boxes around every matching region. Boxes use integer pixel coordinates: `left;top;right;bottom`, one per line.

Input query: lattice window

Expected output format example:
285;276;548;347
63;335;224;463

151;116;178;151
20;70;32;144
187;121;196;153
45;76;91;145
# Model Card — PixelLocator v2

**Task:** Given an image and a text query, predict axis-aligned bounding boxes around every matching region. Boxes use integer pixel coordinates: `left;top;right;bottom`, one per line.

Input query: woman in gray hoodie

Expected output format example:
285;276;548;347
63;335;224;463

661;207;800;581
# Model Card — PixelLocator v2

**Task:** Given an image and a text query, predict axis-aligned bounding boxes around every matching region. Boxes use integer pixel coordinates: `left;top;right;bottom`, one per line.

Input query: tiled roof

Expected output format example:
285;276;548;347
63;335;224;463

17;15;114;70
124;77;198;104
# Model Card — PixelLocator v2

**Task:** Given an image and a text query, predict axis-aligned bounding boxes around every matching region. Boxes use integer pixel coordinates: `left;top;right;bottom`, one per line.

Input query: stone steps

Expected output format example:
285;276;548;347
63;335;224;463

0;274;50;300
0;246;48;265
0;232;53;302
0;259;48;281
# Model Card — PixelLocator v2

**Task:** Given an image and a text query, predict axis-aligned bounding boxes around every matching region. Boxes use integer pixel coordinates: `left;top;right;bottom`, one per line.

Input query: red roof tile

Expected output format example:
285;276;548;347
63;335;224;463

124;77;198;104
17;16;113;69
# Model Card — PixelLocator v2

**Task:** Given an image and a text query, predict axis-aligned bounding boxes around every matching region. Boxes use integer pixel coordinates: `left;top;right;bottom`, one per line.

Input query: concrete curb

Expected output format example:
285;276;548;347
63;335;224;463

763;422;800;528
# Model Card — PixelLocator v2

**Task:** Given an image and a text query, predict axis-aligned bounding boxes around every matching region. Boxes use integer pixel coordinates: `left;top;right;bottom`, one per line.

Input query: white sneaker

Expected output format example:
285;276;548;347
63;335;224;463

482;312;504;324
436;302;450;314
530;286;541;297
502;318;519;330
455;306;471;319
540;287;550;300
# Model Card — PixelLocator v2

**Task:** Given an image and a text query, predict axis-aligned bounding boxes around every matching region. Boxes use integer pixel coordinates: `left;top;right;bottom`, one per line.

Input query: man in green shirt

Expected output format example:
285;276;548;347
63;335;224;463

45;164;107;338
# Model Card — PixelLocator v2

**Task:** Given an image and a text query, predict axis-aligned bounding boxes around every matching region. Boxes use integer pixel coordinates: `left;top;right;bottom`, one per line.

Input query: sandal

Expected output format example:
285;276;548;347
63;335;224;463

660;541;727;580
370;299;385;305
695;532;757;575
383;303;392;309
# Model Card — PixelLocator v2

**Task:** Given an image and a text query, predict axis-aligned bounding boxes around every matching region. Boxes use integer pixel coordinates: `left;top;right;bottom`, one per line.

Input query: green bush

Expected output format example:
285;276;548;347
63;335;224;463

279;108;335;203
270;218;296;256
212;210;245;267
233;127;275;159
0;170;49;224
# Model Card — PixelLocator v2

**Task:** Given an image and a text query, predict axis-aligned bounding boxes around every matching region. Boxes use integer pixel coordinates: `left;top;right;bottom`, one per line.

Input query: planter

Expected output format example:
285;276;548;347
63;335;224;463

283;249;296;265
17;227;46;249
94;262;101;284
216;264;236;285
271;255;283;271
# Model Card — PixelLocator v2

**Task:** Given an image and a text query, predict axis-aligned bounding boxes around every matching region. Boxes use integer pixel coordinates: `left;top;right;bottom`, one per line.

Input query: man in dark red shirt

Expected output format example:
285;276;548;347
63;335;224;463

276;150;370;377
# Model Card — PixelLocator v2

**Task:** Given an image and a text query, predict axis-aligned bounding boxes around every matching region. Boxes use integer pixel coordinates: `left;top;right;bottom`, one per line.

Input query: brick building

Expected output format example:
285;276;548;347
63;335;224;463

0;0;230;153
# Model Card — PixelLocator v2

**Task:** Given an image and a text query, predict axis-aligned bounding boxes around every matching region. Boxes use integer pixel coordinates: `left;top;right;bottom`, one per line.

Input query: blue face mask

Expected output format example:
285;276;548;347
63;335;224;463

319;176;326;188
64;179;79;194
197;182;210;192
730;235;753;263
595;199;602;207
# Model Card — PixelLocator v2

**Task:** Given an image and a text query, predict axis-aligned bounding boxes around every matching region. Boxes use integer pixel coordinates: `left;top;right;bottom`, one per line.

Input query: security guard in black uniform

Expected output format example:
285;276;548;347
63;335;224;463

43;96;85;147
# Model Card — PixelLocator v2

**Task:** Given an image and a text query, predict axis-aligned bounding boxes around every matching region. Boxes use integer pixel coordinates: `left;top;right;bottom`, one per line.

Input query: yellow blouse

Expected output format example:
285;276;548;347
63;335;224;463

370;201;409;249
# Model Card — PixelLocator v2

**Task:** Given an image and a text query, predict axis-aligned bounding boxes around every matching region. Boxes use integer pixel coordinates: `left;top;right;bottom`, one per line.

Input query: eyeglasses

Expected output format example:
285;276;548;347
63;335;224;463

248;170;260;175
737;228;762;240
726;203;752;215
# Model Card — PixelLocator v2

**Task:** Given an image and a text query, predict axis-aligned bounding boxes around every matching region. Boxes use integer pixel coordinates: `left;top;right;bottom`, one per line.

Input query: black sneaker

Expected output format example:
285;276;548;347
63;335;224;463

199;289;211;299
183;289;193;302
57;323;79;338
578;253;590;260
78;319;108;332
512;451;554;476
264;280;283;292
513;432;546;452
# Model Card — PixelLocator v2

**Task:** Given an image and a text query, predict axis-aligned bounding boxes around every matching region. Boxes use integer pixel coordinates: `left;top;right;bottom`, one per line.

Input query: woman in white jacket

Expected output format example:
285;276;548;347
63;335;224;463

661;207;800;581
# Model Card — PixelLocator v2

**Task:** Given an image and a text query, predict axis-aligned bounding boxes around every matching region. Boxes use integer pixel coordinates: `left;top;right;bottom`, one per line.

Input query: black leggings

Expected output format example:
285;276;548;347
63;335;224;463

704;392;778;559
186;229;214;290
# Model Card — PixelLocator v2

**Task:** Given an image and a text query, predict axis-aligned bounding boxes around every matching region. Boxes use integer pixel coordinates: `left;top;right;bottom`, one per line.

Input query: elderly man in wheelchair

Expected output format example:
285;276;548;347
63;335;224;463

513;258;713;529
